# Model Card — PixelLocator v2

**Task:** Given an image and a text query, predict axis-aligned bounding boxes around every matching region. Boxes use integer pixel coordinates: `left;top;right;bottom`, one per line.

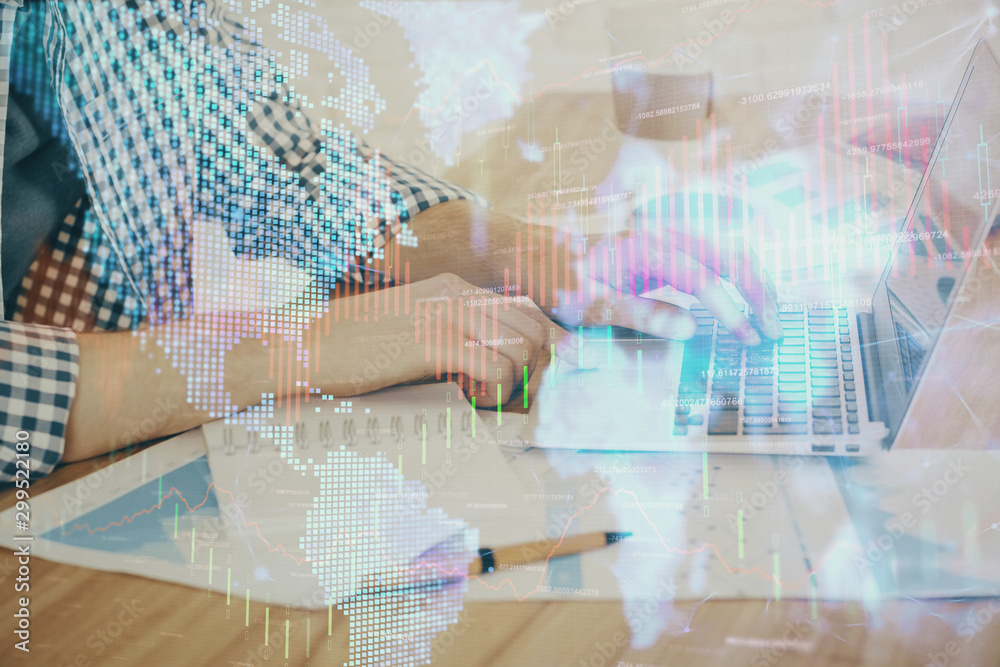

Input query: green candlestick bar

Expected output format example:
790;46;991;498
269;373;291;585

523;365;528;409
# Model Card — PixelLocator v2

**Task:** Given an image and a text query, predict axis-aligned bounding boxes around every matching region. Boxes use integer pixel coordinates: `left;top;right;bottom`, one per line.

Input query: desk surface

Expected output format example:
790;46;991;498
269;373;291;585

2;439;999;667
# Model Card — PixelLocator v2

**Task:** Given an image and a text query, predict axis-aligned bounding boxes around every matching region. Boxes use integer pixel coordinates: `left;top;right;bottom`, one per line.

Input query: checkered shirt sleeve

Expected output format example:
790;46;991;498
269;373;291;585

41;0;490;327
0;0;21;317
0;1;81;484
0;321;79;482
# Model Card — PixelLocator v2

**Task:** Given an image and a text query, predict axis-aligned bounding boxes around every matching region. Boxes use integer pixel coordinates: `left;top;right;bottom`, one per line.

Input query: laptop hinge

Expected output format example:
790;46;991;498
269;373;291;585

856;312;888;429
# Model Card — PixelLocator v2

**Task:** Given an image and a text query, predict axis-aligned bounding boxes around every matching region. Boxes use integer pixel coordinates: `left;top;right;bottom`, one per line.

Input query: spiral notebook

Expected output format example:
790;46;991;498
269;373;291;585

199;382;567;605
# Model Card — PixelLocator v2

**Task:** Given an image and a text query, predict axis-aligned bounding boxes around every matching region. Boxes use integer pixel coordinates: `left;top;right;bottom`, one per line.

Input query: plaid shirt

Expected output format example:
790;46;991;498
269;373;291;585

0;0;485;483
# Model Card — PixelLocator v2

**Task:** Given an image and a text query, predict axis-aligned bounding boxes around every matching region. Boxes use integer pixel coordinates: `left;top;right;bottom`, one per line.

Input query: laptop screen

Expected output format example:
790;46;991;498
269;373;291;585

871;40;1000;440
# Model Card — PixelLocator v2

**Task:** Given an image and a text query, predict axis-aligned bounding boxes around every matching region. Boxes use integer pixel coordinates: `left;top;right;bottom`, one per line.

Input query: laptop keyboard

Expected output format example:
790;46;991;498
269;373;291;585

674;306;860;438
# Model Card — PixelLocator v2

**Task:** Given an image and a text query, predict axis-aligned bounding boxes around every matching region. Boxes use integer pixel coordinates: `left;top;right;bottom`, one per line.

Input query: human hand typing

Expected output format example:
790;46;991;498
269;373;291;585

550;200;782;345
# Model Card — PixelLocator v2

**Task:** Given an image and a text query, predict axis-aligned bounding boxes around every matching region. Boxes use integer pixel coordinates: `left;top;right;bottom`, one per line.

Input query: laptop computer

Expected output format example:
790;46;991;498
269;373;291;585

521;39;1000;456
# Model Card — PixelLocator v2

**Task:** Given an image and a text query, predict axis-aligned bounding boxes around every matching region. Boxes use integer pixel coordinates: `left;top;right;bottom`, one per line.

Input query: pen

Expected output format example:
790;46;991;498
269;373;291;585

357;531;631;596
470;531;631;575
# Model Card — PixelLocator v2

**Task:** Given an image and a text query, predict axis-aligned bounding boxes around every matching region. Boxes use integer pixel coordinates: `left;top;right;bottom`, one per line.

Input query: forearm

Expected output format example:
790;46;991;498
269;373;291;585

64;321;275;462
391;200;570;317
392;198;772;342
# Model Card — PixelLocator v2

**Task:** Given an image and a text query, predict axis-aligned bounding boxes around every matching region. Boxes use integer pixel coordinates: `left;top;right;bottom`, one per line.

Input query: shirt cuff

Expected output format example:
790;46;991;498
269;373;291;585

0;321;79;482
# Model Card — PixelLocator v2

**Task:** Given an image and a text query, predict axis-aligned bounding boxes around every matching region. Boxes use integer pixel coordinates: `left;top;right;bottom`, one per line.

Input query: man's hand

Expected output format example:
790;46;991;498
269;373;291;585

315;273;567;407
559;225;782;345
393;199;782;346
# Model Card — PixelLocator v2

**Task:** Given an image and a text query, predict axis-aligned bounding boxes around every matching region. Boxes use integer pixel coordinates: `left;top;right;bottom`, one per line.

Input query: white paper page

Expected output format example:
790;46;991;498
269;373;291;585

507;448;874;602
201;383;559;604
836;449;1000;598
0;431;236;597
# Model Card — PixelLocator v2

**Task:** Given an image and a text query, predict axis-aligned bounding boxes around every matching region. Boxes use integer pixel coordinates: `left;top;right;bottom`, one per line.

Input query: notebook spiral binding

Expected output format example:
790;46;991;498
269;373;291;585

221;408;476;455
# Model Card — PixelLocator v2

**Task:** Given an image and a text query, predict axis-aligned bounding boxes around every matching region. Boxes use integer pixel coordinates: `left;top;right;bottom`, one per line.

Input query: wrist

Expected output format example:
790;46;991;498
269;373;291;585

225;334;276;407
